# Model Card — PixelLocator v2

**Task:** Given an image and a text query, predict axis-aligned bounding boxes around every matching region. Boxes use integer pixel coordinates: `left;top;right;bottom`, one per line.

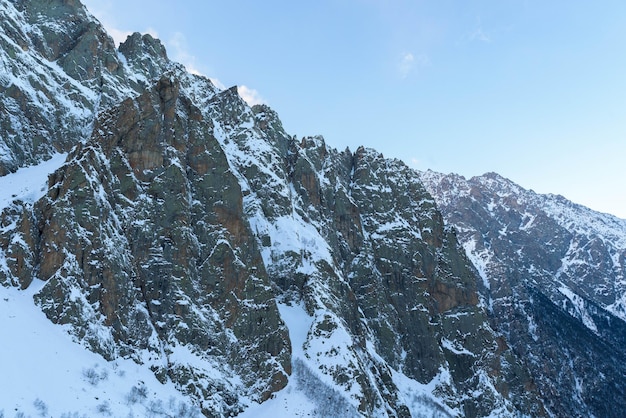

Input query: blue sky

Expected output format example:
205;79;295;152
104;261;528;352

82;0;626;218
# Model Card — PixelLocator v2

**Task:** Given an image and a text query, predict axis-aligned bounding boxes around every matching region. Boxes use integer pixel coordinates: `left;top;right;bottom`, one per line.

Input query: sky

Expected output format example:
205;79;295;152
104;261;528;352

82;0;626;219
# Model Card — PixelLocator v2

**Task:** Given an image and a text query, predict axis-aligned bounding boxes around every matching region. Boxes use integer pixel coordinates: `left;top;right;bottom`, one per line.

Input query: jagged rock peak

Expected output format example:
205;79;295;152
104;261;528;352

120;32;168;59
0;0;215;175
299;135;326;150
8;0;120;79
355;145;379;157
252;103;285;133
118;32;173;80
0;0;136;173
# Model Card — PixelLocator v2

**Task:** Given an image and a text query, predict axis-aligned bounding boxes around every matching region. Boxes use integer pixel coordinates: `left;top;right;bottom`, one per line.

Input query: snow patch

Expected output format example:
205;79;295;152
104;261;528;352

462;238;492;291
441;338;476;357
391;366;460;418
558;286;598;333
0;153;67;212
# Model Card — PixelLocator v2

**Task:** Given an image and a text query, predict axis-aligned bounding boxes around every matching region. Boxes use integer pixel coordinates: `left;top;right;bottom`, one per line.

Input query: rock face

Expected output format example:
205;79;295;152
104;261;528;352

33;76;291;415
2;0;619;416
0;68;546;415
0;0;180;175
420;170;626;418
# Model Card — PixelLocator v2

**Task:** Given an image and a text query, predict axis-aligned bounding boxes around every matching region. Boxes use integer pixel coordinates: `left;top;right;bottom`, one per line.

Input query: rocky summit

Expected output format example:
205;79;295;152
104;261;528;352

0;1;623;417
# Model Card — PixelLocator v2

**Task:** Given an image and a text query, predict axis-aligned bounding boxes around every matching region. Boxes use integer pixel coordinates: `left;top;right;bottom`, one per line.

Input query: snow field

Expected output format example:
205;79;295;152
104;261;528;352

0;153;67;213
0;281;200;417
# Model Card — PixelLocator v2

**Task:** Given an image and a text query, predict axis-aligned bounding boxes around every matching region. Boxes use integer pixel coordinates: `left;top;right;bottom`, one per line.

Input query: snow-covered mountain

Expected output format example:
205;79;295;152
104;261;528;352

0;0;623;417
420;170;626;418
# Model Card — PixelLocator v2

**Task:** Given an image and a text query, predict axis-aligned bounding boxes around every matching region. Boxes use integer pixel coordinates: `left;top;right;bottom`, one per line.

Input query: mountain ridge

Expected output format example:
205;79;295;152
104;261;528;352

0;70;542;415
420;169;626;418
0;0;623;417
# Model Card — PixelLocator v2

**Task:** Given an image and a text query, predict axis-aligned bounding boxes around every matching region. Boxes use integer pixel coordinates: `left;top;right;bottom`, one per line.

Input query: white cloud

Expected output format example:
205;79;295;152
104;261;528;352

107;27;133;46
144;27;160;39
469;27;491;43
81;1;128;45
399;52;430;78
399;53;415;78
166;32;205;76
463;17;492;44
238;85;266;106
81;0;158;47
209;77;227;90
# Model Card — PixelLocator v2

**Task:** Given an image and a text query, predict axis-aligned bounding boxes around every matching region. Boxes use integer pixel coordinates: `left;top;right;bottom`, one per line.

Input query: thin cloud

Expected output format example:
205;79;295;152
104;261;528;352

469;27;491;43
400;53;415;78
399;52;430;78
463;17;492;44
107;27;133;46
238;85;266;106
209;77;227;90
81;0;141;46
167;32;204;76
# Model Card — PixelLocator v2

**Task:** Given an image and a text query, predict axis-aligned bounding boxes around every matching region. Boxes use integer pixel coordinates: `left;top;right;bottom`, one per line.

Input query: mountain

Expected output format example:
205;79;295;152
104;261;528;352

0;0;621;417
420;170;626;418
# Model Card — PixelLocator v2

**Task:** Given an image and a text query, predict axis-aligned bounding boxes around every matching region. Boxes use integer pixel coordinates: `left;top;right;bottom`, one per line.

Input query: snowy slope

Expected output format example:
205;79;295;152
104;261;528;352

0;153;67;212
0;154;66;285
239;303;462;418
0;282;202;417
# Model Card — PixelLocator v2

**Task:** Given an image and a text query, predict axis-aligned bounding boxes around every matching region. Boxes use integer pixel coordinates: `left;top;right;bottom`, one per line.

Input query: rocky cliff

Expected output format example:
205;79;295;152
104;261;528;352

420;170;626;418
1;0;619;416
0;69;542;418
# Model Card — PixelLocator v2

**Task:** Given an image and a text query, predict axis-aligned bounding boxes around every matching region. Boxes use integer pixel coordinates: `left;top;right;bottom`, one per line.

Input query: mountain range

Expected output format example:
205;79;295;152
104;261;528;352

0;1;624;417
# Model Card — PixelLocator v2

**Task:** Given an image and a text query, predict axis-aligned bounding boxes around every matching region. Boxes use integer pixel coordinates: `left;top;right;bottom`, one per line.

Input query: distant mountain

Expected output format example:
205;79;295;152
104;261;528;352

0;0;623;417
420;170;626;417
